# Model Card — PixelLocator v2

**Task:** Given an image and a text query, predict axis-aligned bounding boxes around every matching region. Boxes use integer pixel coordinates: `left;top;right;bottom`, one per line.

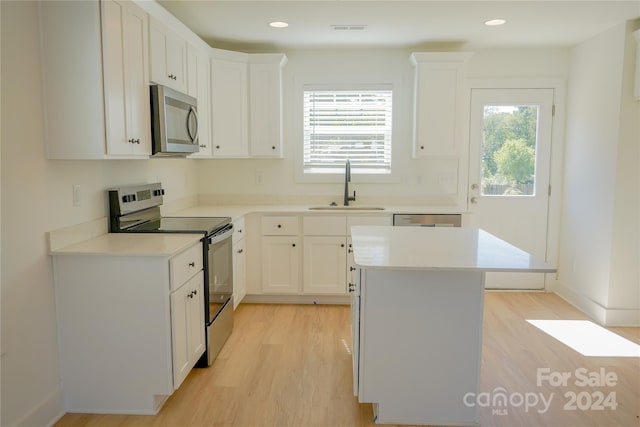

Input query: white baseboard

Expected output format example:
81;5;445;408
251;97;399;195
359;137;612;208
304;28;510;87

551;280;640;326
242;294;350;305
13;387;64;427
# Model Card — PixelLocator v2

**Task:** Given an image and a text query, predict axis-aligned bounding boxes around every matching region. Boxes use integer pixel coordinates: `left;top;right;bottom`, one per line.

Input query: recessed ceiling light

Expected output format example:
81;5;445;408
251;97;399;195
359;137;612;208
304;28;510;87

269;21;289;28
484;19;507;26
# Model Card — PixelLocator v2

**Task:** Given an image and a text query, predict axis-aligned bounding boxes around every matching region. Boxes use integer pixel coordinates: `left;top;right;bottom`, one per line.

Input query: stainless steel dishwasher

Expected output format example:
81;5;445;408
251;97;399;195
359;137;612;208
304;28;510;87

393;214;462;227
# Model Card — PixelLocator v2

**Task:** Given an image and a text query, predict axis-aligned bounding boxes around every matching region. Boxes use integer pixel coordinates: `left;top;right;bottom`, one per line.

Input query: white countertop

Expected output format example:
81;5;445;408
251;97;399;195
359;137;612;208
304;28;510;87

350;226;556;272
49;233;203;257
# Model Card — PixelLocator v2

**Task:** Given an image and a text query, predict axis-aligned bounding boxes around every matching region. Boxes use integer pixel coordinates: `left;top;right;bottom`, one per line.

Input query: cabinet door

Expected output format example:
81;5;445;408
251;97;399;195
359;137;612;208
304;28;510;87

248;62;283;157
123;2;151;155
149;19;187;92
102;0;150;156
187;274;206;364
411;53;471;158
188;48;212;158
210;58;249;157
303;236;347;294
233;238;246;309
170;282;190;389
171;271;205;390
261;236;300;294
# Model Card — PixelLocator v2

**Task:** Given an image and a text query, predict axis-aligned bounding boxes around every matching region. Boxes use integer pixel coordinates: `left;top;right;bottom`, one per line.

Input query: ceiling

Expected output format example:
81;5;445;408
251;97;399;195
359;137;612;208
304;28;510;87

159;0;640;52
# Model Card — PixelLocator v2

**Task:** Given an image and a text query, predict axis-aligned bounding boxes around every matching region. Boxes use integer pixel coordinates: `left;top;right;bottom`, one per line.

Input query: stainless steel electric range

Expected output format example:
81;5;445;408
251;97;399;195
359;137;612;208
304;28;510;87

108;182;233;367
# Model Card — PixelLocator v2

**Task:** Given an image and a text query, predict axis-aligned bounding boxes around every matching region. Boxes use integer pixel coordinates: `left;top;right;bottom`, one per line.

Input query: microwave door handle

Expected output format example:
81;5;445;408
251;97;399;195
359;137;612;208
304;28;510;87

187;106;199;143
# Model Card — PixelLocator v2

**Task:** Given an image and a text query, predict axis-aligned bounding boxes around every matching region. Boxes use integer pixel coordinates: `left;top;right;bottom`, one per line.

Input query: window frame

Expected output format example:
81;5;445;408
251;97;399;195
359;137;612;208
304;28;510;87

294;80;401;184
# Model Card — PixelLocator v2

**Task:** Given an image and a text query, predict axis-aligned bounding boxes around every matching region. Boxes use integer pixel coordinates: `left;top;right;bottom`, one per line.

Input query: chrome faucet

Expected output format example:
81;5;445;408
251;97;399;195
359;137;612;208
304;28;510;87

344;160;356;206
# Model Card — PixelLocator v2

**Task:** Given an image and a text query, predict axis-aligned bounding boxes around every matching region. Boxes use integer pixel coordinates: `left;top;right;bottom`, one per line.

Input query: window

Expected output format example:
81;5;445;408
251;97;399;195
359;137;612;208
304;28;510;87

480;105;540;196
303;88;392;174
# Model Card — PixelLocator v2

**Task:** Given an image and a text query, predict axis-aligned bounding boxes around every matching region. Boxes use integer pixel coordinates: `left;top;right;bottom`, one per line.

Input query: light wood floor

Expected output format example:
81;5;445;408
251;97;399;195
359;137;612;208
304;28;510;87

56;293;639;427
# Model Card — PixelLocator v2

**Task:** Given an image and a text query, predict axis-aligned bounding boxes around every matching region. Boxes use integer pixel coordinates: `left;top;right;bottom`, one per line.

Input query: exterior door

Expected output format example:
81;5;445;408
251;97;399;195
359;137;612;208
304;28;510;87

468;88;554;289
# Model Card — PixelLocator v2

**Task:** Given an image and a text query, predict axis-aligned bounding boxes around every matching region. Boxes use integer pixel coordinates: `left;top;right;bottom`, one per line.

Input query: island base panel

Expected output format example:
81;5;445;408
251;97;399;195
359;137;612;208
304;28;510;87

358;269;484;426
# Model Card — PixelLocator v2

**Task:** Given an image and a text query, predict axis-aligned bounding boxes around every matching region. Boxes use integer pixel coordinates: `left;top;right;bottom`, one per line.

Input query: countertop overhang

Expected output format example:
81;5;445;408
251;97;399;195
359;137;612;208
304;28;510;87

350;226;556;272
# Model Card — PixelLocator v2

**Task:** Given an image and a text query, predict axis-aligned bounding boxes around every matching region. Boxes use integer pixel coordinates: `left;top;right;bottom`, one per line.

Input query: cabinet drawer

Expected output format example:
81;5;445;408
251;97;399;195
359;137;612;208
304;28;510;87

261;216;299;235
303;216;347;236
170;242;203;290
232;217;245;243
347;215;392;233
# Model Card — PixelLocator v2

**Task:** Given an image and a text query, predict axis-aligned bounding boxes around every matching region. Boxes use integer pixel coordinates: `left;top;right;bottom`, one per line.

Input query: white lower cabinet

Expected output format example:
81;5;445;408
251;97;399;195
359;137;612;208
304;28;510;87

257;214;391;297
260;215;300;294
261;236;301;293
51;240;204;414
171;271;205;390
233;217;247;308
303;237;347;294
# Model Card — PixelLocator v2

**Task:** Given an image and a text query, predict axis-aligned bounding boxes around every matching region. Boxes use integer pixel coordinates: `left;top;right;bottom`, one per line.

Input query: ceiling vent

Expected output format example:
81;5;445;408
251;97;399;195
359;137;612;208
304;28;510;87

331;24;368;31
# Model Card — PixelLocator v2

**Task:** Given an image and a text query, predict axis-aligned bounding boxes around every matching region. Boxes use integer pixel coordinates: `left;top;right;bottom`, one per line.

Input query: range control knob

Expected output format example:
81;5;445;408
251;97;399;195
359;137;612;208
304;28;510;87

152;189;165;197
121;194;136;203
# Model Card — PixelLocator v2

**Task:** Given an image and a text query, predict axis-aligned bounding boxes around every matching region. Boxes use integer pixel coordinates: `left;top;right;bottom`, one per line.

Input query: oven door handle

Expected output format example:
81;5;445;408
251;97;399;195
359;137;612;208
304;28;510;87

208;225;234;245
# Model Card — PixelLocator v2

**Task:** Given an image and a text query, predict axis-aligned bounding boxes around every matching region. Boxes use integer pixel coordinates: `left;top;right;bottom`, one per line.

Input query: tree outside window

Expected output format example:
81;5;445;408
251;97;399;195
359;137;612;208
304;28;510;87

481;105;538;196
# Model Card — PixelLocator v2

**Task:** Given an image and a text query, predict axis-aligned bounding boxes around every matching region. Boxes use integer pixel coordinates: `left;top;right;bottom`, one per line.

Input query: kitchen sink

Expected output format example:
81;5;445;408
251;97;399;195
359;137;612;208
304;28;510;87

308;206;386;211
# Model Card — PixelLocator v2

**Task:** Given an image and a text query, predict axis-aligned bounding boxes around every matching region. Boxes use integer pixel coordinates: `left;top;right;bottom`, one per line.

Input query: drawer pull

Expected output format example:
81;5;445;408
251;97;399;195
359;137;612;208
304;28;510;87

188;262;195;267
277;224;282;228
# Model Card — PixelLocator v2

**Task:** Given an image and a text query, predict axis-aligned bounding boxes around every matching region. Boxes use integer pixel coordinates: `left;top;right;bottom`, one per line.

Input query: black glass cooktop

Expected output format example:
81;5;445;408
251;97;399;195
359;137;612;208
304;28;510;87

128;216;231;235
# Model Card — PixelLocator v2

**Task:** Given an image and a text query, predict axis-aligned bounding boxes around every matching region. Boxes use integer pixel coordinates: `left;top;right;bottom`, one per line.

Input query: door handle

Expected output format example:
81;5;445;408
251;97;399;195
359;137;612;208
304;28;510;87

471;183;478;190
470;197;478;204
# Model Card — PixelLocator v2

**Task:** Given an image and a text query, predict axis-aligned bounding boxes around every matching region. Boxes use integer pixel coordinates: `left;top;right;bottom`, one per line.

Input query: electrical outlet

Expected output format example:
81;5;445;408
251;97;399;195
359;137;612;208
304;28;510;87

255;172;263;185
73;185;81;207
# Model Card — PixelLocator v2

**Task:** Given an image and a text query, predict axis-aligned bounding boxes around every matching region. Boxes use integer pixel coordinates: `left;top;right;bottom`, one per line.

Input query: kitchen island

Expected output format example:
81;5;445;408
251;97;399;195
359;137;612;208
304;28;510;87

349;226;555;426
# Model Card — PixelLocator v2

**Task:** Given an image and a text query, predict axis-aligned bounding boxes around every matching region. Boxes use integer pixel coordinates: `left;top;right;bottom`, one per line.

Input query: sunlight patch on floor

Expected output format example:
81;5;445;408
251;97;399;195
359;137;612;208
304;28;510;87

526;319;640;357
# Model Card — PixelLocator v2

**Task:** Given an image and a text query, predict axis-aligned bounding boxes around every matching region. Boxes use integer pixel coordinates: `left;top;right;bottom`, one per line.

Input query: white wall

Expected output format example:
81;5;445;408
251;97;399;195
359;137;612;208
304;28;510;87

608;21;640;315
0;2;198;425
196;47;569;207
556;20;640;326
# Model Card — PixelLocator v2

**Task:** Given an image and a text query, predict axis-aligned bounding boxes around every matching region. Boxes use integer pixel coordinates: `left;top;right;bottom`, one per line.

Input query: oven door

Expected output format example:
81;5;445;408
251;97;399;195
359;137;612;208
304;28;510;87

206;225;234;324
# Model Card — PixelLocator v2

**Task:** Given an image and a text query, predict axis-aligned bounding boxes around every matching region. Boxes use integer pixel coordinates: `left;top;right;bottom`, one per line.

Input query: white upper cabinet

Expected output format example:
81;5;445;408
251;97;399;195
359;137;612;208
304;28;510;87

187;45;212;158
38;0;151;159
410;52;472;158
149;18;188;93
248;54;287;158
210;57;249;157
102;0;151;156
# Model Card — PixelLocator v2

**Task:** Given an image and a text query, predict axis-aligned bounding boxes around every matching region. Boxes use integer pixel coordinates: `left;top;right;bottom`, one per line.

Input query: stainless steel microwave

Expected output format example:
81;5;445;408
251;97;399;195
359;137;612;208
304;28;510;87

150;85;199;156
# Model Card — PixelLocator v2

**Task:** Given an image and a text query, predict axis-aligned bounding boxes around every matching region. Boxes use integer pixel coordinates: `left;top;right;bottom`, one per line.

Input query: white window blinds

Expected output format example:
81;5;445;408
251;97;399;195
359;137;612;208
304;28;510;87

303;88;393;174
